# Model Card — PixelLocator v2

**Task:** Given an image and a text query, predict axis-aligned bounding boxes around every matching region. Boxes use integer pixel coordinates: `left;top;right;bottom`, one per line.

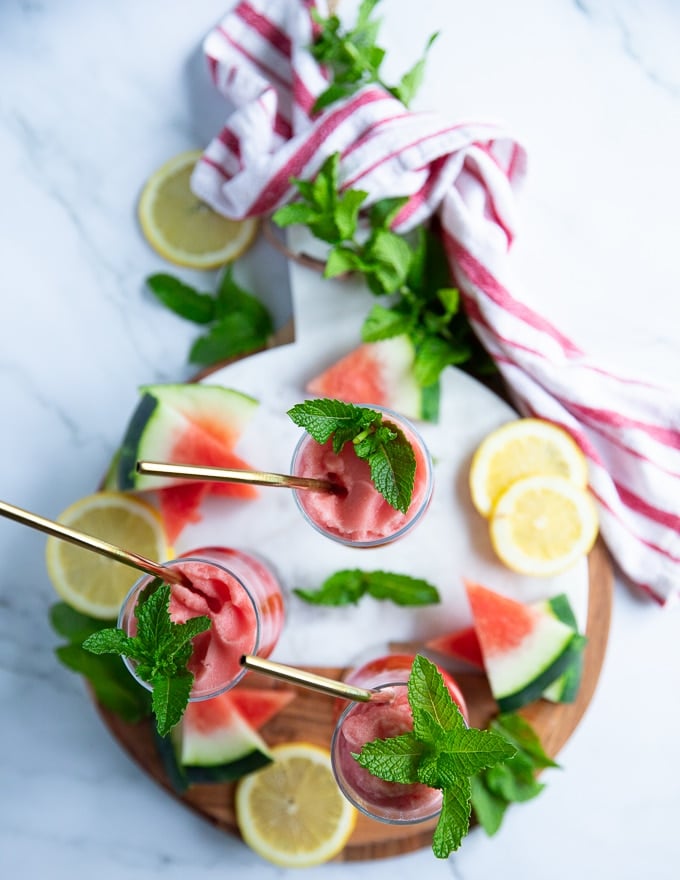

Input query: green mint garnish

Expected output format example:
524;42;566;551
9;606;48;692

353;655;516;858
49;603;152;724
294;568;439;607
470;712;559;836
273;153;496;394
146;268;273;368
82;579;210;736
288;398;416;513
309;0;438;113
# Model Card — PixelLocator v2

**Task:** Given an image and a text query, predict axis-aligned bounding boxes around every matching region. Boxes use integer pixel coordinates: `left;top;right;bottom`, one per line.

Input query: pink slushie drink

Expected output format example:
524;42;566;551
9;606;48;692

332;654;468;824
118;547;285;700
290;407;433;547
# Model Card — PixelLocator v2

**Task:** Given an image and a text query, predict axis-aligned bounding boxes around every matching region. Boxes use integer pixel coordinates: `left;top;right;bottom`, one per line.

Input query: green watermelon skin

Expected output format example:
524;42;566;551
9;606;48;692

541;595;587;704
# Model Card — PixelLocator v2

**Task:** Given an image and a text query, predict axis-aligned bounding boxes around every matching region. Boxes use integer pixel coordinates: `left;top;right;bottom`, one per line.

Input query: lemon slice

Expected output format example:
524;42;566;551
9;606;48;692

470;418;588;518
489;475;599;576
138;149;258;269
45;492;170;619
235;742;357;868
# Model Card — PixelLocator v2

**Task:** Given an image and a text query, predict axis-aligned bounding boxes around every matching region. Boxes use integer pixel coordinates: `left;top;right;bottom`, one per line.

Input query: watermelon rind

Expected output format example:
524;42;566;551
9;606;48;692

492;624;579;713
476;605;579;713
541;595;587;704
115;393;195;490
154;730;189;793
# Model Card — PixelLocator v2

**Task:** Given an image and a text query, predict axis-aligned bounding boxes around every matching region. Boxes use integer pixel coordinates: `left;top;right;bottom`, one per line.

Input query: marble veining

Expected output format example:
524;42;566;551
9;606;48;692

1;1;679;879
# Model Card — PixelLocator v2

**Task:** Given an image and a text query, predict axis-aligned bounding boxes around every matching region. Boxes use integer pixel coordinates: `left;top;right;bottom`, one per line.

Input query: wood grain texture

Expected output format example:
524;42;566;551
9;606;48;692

95;537;612;861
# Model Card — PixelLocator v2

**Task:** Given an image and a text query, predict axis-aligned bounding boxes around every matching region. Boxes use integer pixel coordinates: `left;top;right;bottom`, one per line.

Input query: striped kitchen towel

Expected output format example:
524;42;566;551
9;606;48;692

191;0;679;605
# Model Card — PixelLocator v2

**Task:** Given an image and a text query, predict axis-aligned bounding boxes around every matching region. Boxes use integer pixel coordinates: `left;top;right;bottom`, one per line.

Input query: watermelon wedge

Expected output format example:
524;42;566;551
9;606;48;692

465;580;580;712
158;685;295;792
306;335;440;422
427;592;586;705
114;384;258;492
106;383;260;540
229;687;295;730
426;626;485;670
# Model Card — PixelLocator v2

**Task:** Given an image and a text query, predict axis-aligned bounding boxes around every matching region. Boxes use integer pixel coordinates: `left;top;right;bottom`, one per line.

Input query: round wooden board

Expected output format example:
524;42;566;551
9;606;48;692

95;536;612;861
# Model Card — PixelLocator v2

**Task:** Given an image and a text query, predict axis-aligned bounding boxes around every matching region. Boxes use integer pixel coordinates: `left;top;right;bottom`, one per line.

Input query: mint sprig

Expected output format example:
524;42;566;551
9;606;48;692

50;603;152;724
82;580;210;736
288;398;416;513
310;0;438;113
147;268;273;368
294;568;440;607
354;655;516;858
471;712;559;835
273;154;495;394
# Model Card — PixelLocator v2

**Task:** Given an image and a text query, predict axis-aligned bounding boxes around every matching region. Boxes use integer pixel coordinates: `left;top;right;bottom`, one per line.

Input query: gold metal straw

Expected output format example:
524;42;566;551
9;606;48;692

241;654;378;703
0;499;186;586
136;460;341;494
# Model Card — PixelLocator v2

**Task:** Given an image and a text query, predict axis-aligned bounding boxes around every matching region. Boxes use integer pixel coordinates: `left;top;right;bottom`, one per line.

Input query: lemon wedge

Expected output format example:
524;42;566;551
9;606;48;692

235;742;357;867
138;149;258;269
45;492;170;619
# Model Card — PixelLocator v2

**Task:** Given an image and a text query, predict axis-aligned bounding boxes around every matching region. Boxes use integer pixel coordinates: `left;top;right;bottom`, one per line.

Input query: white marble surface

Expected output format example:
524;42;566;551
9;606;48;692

1;1;679;878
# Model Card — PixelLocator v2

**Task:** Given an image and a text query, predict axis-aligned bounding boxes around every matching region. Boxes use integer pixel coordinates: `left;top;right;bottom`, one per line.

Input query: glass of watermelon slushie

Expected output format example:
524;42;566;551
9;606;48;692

290;406;433;547
331;654;468;824
117;546;285;700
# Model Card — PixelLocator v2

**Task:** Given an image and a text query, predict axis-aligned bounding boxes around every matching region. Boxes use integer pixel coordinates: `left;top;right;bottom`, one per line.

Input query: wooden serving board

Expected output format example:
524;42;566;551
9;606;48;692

95;536;612;861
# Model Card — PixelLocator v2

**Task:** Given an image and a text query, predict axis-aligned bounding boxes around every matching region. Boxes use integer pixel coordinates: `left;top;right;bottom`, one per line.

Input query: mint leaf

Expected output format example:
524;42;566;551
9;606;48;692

152;672;194;737
363;422;415;513
470;711;559;838
50;602;114;642
146;270;273;369
82;578;210;734
432;727;517;783
82;628;145;659
369;196;409;230
408;654;466;735
470;773;508;836
50;603;152;724
361;306;413;341
335;188;369;240
310;0;435;111
189;312;266;366
288;399;416;511
491;713;559;770
432;779;472;858
294;568;440;607
288;398;368;445
354;732;426;784
147;274;215;324
56;644;152;723
391;32;439;106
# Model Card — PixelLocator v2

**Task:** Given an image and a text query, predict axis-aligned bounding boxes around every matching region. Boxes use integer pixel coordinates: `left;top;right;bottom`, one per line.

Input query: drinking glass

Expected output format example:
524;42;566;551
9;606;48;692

331;654;467;824
290;405;433;547
118;546;285;701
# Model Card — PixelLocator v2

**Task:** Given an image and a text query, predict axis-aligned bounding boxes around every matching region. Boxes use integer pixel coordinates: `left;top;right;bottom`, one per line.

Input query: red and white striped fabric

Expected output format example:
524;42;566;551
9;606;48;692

191;0;680;605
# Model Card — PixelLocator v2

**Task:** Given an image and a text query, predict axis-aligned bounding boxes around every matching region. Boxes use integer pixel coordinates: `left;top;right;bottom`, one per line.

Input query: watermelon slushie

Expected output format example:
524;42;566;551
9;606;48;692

290;407;433;547
118;547;284;700
331;654;467;824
